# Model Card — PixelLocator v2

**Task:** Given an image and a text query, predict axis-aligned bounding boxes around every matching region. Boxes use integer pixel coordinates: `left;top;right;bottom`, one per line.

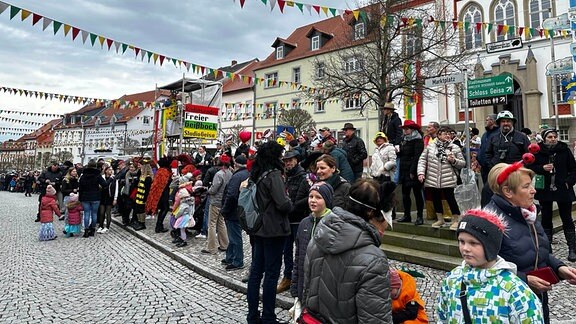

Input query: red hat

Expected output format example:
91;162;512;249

192;170;202;178
239;131;251;143
401;120;421;130
219;154;231;164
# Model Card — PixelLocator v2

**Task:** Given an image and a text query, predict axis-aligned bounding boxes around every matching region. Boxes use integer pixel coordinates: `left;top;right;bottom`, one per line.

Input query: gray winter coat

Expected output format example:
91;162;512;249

303;207;392;323
207;168;232;208
417;141;465;188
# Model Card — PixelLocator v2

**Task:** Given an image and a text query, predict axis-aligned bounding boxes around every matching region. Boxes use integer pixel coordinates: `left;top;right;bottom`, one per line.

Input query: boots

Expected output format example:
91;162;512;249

449;215;460;231
414;214;424;226
544;228;553;253
83;229;90;238
431;214;445;228
89;227;96;237
276;277;292;294
397;213;411;223
565;229;576;262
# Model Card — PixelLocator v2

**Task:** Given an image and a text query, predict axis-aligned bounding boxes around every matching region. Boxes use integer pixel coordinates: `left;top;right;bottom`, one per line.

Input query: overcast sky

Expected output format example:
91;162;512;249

0;0;354;141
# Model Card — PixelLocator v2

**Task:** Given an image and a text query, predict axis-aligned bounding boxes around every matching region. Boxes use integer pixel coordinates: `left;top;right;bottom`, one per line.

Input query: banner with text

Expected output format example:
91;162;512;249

183;104;219;139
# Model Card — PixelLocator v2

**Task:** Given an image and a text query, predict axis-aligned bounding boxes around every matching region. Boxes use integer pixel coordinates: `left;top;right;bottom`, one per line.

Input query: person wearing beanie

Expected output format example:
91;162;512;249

171;188;195;247
38;184;62;241
64;192;83;237
389;269;428;323
288;182;334;321
437;209;543;322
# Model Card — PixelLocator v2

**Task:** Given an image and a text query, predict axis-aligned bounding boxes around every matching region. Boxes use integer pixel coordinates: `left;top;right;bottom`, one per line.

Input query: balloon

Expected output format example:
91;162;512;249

522;153;535;165
528;143;540;154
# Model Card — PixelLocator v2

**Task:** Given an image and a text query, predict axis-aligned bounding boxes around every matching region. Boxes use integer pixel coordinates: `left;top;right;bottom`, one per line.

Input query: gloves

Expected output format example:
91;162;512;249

289;298;302;323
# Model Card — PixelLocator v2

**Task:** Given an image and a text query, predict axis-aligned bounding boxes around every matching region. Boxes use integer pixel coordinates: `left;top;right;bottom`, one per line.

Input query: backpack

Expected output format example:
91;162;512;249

237;170;272;235
369;149;385;178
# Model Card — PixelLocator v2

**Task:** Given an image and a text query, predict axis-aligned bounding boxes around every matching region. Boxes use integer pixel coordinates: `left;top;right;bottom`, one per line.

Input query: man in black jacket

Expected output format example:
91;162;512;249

277;150;307;294
339;122;367;183
482;110;530;206
35;161;63;222
381;102;403;145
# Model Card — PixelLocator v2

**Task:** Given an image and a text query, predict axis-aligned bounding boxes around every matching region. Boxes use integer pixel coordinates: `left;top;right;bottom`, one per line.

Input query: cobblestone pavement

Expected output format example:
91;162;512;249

0;191;288;323
3;191;575;323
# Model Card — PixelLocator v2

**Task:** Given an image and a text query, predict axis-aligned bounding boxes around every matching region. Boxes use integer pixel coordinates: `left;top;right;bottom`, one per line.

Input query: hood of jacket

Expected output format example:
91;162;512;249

538;140;568;155
81;167;101;177
459;256;517;288
314;207;381;255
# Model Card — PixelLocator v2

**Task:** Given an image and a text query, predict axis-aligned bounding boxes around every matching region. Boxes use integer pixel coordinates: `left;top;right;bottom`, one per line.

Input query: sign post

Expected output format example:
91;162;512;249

467;73;514;108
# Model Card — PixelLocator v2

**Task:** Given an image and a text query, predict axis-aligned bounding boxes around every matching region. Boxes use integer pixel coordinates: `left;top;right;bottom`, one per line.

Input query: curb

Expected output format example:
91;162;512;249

111;217;294;309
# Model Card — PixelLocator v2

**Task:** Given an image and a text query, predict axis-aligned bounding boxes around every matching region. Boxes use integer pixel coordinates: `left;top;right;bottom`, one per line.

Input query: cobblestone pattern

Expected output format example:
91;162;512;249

0;192;288;323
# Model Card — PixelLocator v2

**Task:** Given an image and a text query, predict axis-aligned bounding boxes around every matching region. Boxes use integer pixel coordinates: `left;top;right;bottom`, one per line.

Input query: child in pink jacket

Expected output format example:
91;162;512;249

39;185;62;241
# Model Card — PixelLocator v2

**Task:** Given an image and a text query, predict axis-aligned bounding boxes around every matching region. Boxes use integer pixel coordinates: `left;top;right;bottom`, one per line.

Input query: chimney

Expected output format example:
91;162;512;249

231;60;237;66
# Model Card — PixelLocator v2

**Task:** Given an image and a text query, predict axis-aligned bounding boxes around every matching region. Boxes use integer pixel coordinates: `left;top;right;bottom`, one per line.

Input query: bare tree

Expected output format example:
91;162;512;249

278;109;317;136
311;0;471;126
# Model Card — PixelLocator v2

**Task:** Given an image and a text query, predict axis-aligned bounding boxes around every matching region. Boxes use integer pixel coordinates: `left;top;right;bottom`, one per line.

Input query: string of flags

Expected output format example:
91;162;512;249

234;0;573;38
0;115;47;126
0;1;328;96
0;126;36;133
0;109;63;118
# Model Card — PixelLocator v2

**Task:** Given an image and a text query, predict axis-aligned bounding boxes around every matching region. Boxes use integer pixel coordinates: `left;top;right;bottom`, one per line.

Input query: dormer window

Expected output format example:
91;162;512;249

276;46;284;59
354;22;365;40
70;116;76;124
311;36;320;51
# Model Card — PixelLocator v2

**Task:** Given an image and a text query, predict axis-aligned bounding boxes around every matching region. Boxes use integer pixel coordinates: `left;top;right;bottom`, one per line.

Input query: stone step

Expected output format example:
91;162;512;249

381;244;461;272
381;230;460;258
391;221;459;240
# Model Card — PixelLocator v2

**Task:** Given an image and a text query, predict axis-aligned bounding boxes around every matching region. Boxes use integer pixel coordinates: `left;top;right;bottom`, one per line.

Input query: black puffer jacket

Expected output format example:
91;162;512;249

340;134;368;174
78;167;107;202
303;207;392;323
286;165;307;223
324;174;351;209
485;129;530;169
254;169;293;238
291;213;326;300
528;141;576;203
397;131;424;184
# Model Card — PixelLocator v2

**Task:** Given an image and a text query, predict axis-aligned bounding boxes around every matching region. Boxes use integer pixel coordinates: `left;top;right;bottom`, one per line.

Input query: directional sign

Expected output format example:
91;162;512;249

468;96;508;108
486;38;523;54
468;73;514;99
424;73;464;88
546;56;574;75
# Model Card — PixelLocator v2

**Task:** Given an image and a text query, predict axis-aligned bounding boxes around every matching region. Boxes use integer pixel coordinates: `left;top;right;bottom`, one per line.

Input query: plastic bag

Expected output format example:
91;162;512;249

454;168;480;213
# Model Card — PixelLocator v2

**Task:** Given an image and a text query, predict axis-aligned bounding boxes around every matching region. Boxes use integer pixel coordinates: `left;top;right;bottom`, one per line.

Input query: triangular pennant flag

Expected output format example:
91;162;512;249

32;13;42;25
134;47;141;57
121;43;128;54
295;2;303;12
106;38;113;50
114;41;120;52
475;22;482;32
9;5;20;20
496;24;504;35
63;24;71;36
312;5;320;14
21;9;31;21
90;33;98;46
98;35;106;48
0;2;9;15
261;0;267;4
152;53;158;64
71;27;80;40
507;25;515;37
329;8;337;17
184;62;191;71
239;0;246;8
518;27;524;37
42;17;52;31
147;51;153;62
452;20;458;29
171;58;177;66
352;10;360;21
321;6;329;16
81;30;89;44
269;0;276;11
159;55;165;65
502;25;509;35
278;0;285;13
487;23;493;33
53;21;62;35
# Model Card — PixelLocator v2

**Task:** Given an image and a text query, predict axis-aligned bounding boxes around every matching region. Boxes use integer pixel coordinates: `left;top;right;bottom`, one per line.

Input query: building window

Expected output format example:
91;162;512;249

494;0;515;42
464;5;483;50
344;93;361;110
292;67;301;84
354;22;365;40
314;97;325;113
142;116;150;125
276;46;284;60
264;72;278;88
70;116;76;124
311;35;320;51
316;62;325;79
529;0;551;29
558;128;569;142
554;79;567;104
264;102;277;117
291;98;301;109
405;27;422;57
344;56;361;73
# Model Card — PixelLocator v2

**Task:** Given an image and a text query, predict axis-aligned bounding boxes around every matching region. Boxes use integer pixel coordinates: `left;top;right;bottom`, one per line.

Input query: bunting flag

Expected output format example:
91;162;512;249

0;126;36;132
0;115;46;126
0;109;62;118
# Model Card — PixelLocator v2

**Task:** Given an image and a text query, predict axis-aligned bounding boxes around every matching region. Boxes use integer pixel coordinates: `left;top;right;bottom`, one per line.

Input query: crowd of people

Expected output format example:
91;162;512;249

9;106;576;323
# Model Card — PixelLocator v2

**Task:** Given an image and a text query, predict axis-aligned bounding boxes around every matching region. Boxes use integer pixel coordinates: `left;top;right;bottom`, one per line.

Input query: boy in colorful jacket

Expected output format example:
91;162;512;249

437;209;544;323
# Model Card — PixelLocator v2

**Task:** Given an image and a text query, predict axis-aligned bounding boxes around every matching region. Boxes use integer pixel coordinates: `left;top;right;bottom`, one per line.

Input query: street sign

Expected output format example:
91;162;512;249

468;73;514;99
486;38;523;54
424;73;464;87
543;13;571;30
546;56;574;75
468;96;508;108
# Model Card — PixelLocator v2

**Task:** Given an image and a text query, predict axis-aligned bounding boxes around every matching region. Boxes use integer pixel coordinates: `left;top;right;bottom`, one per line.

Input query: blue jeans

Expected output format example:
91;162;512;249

82;201;100;229
201;196;210;235
282;223;299;279
225;220;244;267
247;236;286;324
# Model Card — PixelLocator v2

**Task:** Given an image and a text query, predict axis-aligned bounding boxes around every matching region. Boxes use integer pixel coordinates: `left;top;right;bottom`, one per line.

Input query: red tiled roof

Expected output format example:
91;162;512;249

272;37;297;48
222;60;260;93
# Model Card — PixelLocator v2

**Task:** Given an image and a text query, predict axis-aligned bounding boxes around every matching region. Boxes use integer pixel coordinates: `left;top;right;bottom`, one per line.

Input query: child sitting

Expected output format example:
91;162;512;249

39;185;62;241
64;193;83;237
437;209;544;322
389;269;428;323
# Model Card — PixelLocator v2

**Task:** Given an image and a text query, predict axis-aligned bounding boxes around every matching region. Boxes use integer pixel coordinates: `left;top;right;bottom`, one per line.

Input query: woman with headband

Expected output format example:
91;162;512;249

486;159;576;324
302;179;395;323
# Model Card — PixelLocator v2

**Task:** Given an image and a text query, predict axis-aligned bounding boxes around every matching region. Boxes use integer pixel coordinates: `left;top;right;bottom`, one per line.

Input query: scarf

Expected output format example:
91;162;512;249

403;129;422;142
145;168;172;214
436;141;449;163
521;204;537;224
